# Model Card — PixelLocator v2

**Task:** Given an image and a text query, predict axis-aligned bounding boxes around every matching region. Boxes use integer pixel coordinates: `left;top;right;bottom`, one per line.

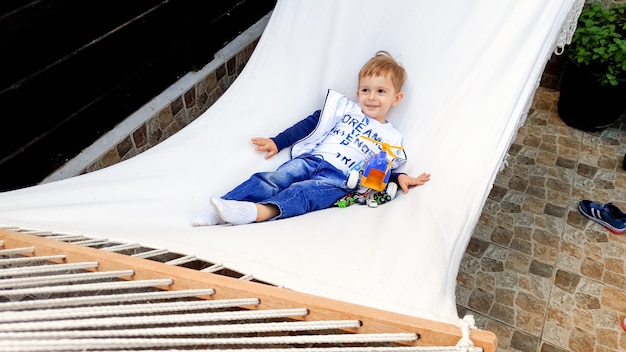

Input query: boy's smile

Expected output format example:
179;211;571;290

357;75;404;123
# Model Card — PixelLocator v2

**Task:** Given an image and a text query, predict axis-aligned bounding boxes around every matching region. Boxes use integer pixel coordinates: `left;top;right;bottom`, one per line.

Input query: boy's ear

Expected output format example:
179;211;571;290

392;91;404;106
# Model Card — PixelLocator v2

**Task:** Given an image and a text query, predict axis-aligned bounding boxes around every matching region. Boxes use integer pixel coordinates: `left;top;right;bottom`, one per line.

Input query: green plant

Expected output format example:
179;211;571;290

567;2;626;86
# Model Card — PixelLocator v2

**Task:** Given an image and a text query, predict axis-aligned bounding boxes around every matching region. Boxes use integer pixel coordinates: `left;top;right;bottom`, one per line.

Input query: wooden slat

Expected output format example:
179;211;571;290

0;228;497;351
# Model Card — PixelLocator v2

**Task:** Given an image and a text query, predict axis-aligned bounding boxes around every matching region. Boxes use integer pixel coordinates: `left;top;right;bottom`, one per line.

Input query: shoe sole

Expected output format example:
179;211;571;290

578;203;626;234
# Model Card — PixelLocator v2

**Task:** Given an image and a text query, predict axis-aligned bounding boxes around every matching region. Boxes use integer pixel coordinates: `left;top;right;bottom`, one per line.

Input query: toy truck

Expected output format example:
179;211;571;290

347;136;403;200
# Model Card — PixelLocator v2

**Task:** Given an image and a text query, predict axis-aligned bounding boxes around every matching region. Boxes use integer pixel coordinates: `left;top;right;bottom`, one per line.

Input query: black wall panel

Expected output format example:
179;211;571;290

0;0;276;191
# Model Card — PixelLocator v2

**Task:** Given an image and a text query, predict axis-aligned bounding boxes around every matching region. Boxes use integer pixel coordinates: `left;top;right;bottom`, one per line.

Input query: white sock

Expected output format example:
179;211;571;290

191;203;223;227
210;197;257;225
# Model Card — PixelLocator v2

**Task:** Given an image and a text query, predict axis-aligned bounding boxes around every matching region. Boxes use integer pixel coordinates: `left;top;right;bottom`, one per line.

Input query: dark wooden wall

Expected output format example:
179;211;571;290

0;0;275;192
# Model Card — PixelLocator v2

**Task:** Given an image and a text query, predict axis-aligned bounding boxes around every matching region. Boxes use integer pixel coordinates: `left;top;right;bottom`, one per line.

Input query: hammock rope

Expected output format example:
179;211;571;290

0;288;217;311
0;269;135;289
0;298;260;322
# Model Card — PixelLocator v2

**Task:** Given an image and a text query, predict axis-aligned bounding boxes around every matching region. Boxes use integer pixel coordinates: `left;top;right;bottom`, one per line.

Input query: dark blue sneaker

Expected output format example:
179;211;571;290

578;200;626;234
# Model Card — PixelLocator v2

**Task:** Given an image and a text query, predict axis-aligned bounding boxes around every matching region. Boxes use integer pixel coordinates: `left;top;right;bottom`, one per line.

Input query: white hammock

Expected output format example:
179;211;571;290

0;0;581;327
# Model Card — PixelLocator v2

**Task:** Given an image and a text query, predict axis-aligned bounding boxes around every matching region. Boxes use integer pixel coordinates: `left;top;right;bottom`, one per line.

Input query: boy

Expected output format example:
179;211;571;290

192;51;430;226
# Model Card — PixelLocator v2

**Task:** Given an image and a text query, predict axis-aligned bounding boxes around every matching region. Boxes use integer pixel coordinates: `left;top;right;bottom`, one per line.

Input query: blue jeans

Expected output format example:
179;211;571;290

222;155;351;220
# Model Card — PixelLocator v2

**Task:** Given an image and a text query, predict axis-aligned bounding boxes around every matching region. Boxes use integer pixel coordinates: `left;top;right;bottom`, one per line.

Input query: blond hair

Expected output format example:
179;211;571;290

358;51;406;93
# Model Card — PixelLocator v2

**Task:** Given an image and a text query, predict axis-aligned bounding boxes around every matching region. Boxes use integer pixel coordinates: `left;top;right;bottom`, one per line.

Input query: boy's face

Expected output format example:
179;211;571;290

357;75;404;123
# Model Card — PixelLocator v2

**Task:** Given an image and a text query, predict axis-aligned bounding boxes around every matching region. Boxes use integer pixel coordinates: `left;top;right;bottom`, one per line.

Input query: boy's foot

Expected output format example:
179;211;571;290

578;200;626;234
191;203;223;226
210;197;257;225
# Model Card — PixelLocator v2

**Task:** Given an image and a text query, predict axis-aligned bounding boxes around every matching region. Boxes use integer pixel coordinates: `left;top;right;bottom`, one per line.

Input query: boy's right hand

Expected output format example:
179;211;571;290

252;138;278;159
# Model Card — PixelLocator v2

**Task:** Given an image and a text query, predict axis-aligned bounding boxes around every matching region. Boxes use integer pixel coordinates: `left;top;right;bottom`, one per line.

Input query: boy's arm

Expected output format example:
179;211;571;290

392;172;431;194
252;110;321;159
389;172;405;184
270;110;321;151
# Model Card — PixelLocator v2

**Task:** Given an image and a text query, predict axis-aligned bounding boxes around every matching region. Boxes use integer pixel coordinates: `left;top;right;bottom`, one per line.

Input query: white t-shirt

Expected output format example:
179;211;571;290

311;111;403;174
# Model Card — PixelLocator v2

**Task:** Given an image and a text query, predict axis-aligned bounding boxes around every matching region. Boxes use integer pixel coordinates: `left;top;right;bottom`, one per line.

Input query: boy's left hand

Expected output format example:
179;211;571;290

252;137;278;159
397;173;430;194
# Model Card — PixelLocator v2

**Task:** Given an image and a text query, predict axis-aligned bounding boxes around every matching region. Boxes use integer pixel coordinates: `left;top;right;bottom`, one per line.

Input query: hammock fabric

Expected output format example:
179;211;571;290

0;0;580;325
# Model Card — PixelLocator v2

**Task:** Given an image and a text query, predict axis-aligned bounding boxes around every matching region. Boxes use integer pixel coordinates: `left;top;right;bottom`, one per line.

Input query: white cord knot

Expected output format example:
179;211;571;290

455;314;476;351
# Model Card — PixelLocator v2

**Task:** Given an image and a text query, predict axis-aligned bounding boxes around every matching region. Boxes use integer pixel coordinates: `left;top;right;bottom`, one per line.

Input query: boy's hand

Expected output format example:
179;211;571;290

252;138;278;159
397;172;431;194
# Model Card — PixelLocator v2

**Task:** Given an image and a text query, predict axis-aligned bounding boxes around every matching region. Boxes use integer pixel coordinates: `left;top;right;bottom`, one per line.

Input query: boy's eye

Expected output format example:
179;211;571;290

378;89;385;94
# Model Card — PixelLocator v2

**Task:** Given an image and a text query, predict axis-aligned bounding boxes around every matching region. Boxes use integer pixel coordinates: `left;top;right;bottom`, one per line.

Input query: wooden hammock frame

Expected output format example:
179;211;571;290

0;228;497;351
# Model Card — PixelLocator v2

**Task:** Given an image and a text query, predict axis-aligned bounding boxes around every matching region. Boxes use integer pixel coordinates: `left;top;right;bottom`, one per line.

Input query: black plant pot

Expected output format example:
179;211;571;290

557;59;626;132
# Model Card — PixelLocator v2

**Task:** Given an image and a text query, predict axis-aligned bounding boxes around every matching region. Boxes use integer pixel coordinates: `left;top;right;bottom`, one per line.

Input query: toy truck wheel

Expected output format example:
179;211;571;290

386;182;398;199
347;170;360;189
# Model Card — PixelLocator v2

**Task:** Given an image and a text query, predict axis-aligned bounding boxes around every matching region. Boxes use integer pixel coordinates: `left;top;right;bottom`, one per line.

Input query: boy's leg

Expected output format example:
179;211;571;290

256;203;280;221
221;157;317;202
210;156;322;225
261;162;350;220
193;167;289;226
191;204;223;226
210;197;257;225
263;180;348;219
209;198;279;225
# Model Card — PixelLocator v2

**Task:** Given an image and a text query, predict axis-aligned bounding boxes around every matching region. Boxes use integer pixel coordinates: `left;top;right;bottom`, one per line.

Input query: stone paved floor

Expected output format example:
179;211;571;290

456;87;626;352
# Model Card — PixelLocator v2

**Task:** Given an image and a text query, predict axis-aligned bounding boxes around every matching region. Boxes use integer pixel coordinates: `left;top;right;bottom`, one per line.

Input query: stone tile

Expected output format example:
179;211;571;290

568;327;596;352
540;342;569;352
554;269;580;293
601;286;626;314
510;330;540;352
157;107;174;130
